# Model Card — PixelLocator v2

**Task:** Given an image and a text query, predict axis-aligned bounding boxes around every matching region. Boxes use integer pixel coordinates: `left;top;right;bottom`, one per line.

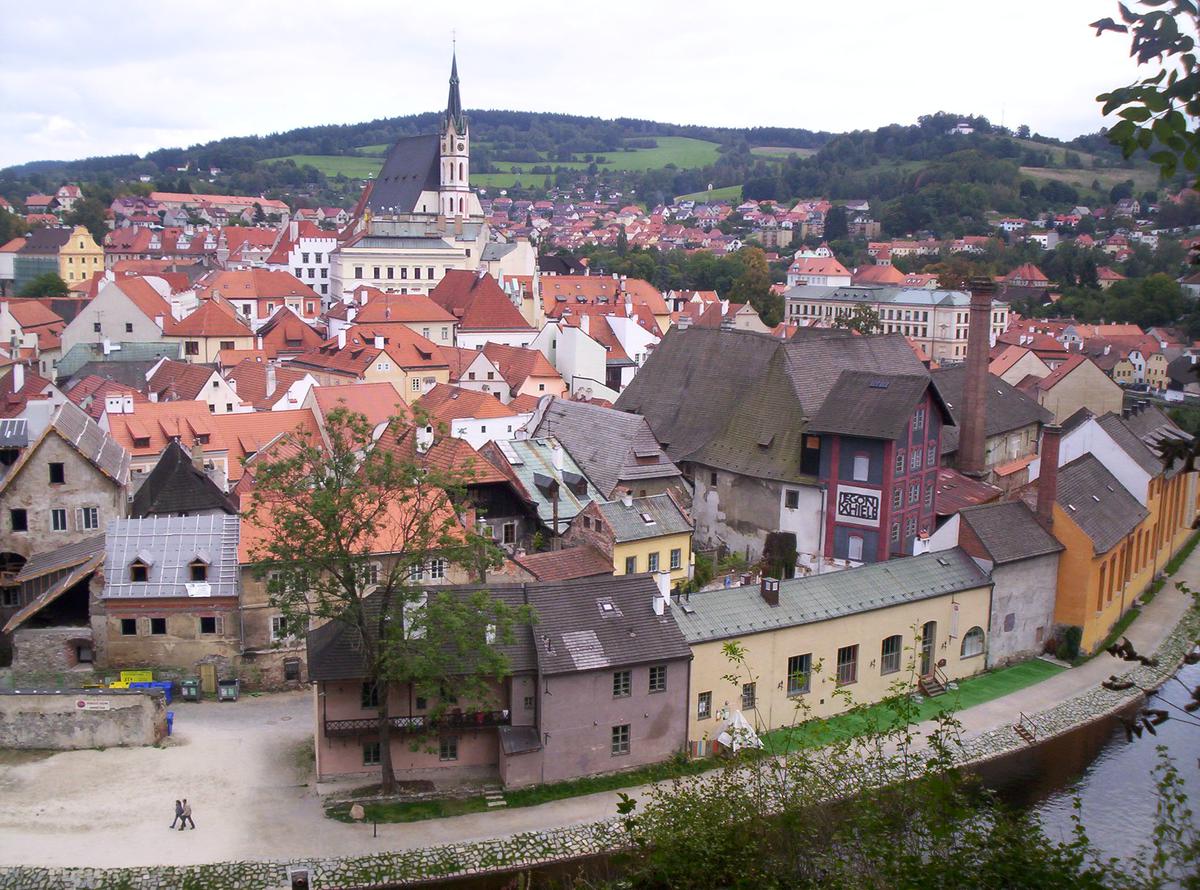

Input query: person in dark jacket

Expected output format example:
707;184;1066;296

169;799;183;829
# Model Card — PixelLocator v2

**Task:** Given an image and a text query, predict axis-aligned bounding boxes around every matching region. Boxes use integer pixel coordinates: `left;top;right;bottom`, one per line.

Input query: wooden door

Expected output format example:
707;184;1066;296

199;663;217;695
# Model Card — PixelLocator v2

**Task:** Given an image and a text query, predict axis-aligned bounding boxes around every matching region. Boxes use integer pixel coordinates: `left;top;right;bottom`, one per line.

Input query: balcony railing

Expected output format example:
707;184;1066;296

324;709;511;738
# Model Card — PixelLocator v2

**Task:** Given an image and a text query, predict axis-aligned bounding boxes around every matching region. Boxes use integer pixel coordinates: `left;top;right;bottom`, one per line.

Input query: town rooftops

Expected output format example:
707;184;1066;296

102;514;240;599
933;365;1051;455
1055;453;1148;555
0;401;130;492
480;436;601;526
310;382;407;428
597;493;691;543
934;466;1003;516
164;299;254;338
957;500;1063;565
429;270;534;332
671;548;990;645
129;441;237;518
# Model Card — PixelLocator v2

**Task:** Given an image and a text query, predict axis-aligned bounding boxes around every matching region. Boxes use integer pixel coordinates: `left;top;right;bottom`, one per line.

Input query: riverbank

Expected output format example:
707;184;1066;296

0;576;1196;888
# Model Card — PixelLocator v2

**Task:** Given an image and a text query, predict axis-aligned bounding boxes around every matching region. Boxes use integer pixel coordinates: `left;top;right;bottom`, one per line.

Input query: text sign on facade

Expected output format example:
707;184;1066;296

76;699;111;711
834;485;881;528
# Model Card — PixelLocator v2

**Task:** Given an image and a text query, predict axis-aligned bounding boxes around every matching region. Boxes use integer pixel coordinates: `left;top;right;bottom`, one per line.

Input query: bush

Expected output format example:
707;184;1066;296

1056;625;1083;661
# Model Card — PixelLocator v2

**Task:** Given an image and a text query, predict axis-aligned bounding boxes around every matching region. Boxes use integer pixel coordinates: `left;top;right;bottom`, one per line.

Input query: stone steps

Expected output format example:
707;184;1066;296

484;790;507;809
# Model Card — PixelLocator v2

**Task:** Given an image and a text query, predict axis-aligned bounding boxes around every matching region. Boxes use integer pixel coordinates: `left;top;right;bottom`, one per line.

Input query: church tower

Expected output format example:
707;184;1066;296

440;52;470;218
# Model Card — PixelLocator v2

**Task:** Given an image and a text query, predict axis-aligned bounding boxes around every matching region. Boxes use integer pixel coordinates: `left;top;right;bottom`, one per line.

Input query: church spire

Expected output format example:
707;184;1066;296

445;51;465;136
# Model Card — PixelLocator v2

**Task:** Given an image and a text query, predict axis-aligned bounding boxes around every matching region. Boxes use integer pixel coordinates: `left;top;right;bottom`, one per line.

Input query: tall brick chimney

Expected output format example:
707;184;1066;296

1036;424;1062;530
957;277;993;479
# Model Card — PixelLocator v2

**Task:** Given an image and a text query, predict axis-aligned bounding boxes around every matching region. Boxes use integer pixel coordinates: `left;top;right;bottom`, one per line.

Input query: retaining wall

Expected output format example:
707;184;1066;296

0;689;167;750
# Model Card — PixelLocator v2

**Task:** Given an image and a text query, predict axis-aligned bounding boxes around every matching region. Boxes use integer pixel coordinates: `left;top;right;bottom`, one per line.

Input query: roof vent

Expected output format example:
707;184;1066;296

869;379;890;389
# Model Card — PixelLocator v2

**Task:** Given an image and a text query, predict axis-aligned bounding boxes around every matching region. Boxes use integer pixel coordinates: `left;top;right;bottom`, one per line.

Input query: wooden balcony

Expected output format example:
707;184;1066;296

324;709;510;738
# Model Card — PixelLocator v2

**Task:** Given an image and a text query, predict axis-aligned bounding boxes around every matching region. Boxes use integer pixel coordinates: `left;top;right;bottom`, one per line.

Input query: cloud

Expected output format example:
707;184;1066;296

0;0;1148;168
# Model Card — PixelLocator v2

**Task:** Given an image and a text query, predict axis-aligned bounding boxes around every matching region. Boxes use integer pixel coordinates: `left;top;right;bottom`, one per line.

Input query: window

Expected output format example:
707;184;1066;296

913;407;925;431
427;267;434;280
911;448;922;471
150;617;167;636
199;616;218;635
742;682;757;710
439;736;459;761
1;588;19;607
386;266;394;280
905;516;917;538
502;522;516;545
51;509;68;532
881;635;902;674
184;341;199;356
784;489;799;510
373;267;381;279
220;340;235;351
787;653;811;696
924;484;934;509
624;555;637;574
429;558;446;580
523;695;535;710
411;378;421;392
836;645;859;685
670;548;682;570
649;665;667;693
611;724;631;756
852;454;869;482
709;472;718;486
697;691;712;720
928;443;937;466
613;669;631;698
361;682;379;709
847;534;864;561
354;266;363;279
120;618;137;636
1003;612;1016;632
891;522;900;542
189;561;208;582
895;451;905;475
961;626;985;658
93;321;101;333
129;561;148;582
284;658;301;681
909;483;920;505
647;552;660;572
892;488;903;510
362;742;380;766
271;615;289;641
125;322;134;333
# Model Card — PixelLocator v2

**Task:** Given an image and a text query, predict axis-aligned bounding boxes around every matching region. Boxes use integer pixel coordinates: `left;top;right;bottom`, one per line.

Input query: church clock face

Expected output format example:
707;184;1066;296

457;142;464;151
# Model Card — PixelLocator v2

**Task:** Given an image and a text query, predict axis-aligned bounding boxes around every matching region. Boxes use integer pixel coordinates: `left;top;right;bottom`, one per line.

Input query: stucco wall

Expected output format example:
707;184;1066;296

987;553;1060;667
691;465;788;562
0;689;166;749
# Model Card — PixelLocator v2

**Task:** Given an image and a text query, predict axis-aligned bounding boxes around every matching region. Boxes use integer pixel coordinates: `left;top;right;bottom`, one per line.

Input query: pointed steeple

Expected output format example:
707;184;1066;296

445;51;466;135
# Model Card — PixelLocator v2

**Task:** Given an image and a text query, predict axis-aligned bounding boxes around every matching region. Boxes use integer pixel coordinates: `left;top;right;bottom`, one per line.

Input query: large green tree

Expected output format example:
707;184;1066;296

246;408;533;793
728;246;781;325
18;272;70;297
65;197;111;246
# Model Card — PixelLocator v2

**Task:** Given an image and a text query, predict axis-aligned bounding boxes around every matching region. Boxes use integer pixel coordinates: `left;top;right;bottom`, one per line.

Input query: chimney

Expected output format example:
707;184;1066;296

12;363;24;392
102;338;112;356
373;335;384;350
155;314;164;330
416;424;433;454
620;489;633;508
957;278;993;479
337;329;346;349
652;570;671;616
266;364;277;398
580;314;590;336
551;441;564;472
1036;424;1062;530
256;335;263;350
191;441;206;471
760;576;780;607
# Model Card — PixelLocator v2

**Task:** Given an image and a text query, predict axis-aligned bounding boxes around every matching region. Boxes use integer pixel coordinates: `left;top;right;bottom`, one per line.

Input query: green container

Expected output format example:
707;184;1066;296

181;679;201;702
217;679;239;702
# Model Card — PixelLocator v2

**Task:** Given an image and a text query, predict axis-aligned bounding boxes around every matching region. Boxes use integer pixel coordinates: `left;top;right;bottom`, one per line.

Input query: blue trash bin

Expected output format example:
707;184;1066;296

166;711;174;736
151;681;173;704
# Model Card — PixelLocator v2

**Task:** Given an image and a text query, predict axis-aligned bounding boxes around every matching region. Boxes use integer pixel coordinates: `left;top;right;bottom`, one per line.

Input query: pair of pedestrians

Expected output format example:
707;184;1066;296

169;799;196;830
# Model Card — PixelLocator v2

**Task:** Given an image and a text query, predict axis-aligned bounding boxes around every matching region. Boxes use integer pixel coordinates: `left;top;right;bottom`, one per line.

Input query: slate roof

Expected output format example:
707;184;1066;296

597;494;691;543
479;437;600;527
129;441;238;517
15;535;106;583
0;401;130;494
672;548;990;644
958;500;1063;564
530;397;680;498
529;574;692;675
306;583;537;683
934;365;1052;455
1056;453;1148;555
512;545;613;582
808;371;934;440
1096;413;1162;477
102;514;240;599
366;134;441;214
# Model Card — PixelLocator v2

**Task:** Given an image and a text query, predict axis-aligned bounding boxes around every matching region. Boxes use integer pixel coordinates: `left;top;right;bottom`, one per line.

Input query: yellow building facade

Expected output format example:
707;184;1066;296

612;529;692;589
58;226;104;284
671;549;993;748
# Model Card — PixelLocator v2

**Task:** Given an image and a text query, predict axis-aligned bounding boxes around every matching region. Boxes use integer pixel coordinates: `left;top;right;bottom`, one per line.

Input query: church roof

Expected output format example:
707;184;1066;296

366;134;441;215
446;52;466;135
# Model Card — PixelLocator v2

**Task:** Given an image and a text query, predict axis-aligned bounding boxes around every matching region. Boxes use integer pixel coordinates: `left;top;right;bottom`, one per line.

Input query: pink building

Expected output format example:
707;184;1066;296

307;574;691;787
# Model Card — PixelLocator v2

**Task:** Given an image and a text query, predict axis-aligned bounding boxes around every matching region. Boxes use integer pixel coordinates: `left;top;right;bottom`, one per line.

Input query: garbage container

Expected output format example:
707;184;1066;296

217;679;240;702
166;711;174;736
181;679;200;702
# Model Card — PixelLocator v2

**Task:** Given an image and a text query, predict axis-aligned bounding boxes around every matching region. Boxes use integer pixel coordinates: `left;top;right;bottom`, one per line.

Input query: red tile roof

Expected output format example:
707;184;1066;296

418;383;525;424
935;466;1002;515
513;544;613;581
481;343;563;391
164;299;254;338
65;375;148;420
113;277;172;321
429;270;534;332
196;269;320;302
310;382;408;427
224;359;311;408
147;359;219;402
339;288;457;324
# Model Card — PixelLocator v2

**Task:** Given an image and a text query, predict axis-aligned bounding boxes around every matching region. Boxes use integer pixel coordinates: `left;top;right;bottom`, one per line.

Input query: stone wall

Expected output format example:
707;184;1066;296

11;627;94;675
0;688;167;750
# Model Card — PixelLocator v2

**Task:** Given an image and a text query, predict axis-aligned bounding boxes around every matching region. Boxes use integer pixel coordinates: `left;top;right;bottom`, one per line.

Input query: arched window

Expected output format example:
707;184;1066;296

459;162;464;179
459;197;464;213
961;626;985;658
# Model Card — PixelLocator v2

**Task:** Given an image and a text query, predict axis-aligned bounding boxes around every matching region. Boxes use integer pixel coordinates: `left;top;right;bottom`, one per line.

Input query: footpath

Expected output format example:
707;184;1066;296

0;555;1197;888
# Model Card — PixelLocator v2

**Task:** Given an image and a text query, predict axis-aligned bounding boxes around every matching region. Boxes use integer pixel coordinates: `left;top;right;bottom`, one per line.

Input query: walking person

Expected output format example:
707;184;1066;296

169;799;182;829
179;798;195;830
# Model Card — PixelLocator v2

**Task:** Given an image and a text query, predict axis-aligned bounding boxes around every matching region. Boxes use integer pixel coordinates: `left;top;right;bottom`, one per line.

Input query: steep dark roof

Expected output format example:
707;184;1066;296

613;326;783;460
306;584;536;683
934;365;1052;456
129;441;237;517
1057;453;1148;554
366;134;441;214
1096;413;1161;477
531;397;680;498
959;500;1063;565
808;371;933;439
18;227;72;253
529;574;691;675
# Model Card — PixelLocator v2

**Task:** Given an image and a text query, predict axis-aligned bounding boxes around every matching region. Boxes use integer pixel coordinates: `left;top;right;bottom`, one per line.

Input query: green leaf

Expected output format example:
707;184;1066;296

1138;128;1155;150
1120;106;1153;122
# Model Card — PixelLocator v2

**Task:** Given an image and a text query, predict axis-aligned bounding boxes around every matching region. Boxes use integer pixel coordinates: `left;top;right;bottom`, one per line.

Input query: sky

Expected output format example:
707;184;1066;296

0;1;1151;169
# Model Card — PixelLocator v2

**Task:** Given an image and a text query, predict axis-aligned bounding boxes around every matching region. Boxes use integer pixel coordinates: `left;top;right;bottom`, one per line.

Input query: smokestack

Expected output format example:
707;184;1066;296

337;329;346;349
652;571;671;615
760;576;780;607
1036;424;1062;530
620;489;633;508
957;278;993;479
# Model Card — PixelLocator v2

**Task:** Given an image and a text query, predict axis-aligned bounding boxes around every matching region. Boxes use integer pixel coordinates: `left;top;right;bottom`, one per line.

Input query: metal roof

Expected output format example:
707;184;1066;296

103;515;239;599
491;437;600;527
0;417;27;447
598;494;691;543
671;548;990;644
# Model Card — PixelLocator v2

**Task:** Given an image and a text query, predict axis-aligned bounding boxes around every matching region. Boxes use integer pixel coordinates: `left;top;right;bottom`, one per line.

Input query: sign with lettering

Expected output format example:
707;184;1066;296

120;670;154;683
834;485;881;528
76;699;111;711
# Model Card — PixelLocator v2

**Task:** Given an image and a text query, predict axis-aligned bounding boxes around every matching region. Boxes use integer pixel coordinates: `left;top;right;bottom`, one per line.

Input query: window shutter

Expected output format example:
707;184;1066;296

139;617;152;635
214;615;224;636
75;508;83;530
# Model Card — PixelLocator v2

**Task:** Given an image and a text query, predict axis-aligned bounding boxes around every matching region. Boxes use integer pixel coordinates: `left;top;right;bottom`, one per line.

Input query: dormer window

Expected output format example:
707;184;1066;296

189;560;208;582
130;560;149;583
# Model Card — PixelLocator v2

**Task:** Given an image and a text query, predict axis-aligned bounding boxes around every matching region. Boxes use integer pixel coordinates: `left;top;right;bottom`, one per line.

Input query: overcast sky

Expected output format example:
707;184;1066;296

0;1;1149;169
